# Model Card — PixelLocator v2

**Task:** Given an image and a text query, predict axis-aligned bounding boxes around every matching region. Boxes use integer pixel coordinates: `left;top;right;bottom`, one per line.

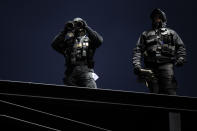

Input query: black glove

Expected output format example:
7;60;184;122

133;65;141;75
81;20;87;27
175;57;185;67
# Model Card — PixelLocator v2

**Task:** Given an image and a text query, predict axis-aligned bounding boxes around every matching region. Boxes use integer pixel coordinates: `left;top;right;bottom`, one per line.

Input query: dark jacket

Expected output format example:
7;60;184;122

52;26;103;69
133;28;186;68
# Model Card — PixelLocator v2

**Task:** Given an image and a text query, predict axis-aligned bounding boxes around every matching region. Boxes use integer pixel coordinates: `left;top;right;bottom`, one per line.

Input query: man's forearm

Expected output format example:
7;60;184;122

51;31;66;54
85;26;103;47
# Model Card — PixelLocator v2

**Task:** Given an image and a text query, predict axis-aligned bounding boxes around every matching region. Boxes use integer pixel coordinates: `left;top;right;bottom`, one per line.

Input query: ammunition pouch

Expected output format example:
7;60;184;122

161;44;175;57
146;45;161;57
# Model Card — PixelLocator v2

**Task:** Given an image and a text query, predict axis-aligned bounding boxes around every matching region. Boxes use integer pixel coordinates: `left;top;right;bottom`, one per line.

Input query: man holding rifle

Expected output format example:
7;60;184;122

132;9;186;95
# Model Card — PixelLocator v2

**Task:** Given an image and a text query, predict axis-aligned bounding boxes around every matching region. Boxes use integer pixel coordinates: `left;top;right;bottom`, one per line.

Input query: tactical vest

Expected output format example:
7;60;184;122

143;28;176;63
64;34;95;68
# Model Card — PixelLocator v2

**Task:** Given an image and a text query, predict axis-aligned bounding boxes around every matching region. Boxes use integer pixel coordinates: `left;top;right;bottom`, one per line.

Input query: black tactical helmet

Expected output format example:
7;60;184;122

73;17;83;22
150;8;167;23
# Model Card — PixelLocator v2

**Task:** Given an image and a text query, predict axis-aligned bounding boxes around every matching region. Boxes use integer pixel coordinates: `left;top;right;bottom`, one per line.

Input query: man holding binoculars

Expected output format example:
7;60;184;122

52;17;103;88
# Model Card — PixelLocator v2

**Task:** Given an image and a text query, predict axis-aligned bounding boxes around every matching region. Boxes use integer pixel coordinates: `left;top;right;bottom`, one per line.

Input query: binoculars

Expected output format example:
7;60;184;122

65;20;85;31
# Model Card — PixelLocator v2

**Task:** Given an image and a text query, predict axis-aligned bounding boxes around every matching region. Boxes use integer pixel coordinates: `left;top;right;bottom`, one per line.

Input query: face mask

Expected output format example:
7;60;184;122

152;21;163;29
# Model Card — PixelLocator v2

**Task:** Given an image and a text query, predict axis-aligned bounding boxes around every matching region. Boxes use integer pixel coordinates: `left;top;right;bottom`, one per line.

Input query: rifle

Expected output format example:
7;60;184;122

137;69;155;88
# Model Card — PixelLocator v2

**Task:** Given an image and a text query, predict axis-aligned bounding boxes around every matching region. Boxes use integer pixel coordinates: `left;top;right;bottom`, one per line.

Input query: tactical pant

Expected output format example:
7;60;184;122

63;65;97;89
146;63;177;95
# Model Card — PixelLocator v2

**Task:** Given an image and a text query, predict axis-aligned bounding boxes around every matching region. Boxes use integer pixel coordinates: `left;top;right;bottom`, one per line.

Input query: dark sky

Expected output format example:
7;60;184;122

0;0;196;97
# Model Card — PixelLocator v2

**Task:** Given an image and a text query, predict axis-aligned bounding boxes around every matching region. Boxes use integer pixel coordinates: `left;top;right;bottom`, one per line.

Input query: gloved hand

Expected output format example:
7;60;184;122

175;57;185;67
133;65;141;75
81;20;87;27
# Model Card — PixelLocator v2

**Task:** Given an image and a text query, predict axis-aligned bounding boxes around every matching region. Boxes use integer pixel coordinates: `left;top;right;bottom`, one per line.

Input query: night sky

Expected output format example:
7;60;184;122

0;0;196;97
